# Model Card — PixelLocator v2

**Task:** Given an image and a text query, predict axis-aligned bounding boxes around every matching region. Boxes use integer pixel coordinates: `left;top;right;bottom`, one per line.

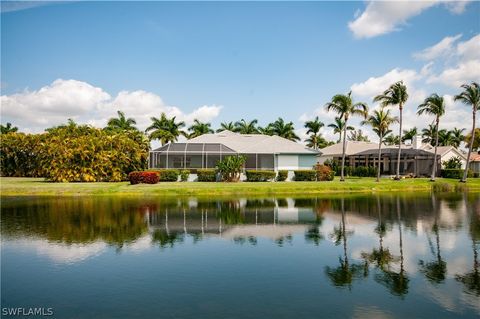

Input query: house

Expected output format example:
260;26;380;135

148;130;319;176
317;135;467;177
469;153;480;174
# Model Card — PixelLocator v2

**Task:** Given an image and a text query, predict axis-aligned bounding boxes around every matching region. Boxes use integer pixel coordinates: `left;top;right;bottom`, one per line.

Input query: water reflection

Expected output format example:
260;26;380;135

1;194;480;316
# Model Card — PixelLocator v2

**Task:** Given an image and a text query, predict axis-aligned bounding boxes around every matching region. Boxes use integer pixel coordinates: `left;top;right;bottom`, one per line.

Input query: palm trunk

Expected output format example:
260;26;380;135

341;120;348;182
462;109;476;182
377;134;382;182
341;198;348;265
396;106;403;180
431;117;440;181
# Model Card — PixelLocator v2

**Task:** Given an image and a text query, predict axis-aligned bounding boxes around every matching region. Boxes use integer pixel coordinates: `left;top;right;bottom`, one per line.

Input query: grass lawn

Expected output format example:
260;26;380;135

1;177;480;197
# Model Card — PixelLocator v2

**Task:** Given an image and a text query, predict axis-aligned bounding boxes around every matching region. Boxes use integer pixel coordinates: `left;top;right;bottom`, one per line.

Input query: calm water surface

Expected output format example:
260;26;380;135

1;194;479;318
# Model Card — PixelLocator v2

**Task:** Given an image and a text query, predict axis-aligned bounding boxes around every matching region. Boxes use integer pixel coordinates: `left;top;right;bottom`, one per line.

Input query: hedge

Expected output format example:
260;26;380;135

314;164;334;181
245;170;276;182
294;170;317;181
277;170;288;181
128;171;159;184
197;169;217;182
180;170;190;182
441;169;474;179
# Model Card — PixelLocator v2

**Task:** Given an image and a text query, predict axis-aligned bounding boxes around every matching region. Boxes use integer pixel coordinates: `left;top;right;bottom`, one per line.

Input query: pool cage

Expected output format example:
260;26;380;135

149;143;276;171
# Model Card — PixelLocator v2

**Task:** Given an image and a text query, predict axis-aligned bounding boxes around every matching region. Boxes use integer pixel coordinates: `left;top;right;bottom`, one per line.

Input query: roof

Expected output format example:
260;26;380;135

470;153;480;162
356;147;438;157
318;141;378;157
152;130;319;155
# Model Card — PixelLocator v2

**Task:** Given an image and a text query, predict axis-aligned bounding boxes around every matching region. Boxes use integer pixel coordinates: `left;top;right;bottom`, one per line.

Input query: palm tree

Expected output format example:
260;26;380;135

0;122;18;134
374;81;409;180
325;91;368;181
234;119;258;134
146;113;186;145
187;119;213;139
421;124;437;145
418;93;446;181
451;128;466;148
347;129;370;142
257;124;274;136
438;129;454;146
454;82;480;182
305;134;333;149
384;134;400;146
216;121;236;133
402;127;417;143
328;117;354;143
106;110;137;132
361;108;398;181
304;116;324;150
270;118;300;141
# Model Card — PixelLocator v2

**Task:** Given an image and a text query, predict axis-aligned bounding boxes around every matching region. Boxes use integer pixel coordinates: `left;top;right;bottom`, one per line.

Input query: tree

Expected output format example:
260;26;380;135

374;81;409;180
257;124;275;136
234;119;258;134
145;113;186;145
106;110;137;132
417;93;445;181
421;124;437;145
306;134;333;149
451;128;466;148
454;82;480;182
216;155;246;182
304;116;324;150
347;129;370;142
361;108;398;181
0;122;18;134
270;118;300;141
402;127;417;143
325;91;368;181
464;128;480;151
328;117;354;143
438;129;454;146
187;119;213;139
216;122;236;133
384;134;400;146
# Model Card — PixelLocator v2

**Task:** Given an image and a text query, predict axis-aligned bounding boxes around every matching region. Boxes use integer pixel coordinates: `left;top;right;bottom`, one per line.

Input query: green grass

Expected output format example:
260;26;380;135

1;177;480;197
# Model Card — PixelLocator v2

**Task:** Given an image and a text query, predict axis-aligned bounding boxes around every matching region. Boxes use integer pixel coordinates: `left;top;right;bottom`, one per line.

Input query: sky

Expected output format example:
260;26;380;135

1;0;479;145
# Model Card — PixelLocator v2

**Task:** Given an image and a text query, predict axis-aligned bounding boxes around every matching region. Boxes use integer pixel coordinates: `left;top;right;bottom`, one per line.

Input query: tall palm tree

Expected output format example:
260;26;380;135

328;117;354;143
234;119;258;134
418;93;446;181
187;119;213;139
454;82;480;182
146;113;186;145
304;116;324;150
270;118;300;141
374;81;409;180
0;122;18;134
305;134;332;149
361;108;398;182
402;127;417;143
106;110;137;132
451;128;466;148
384;134;400;146
421;124;437;145
257;124;274;136
216;121;236;133
347;129;370;142
438;129;454;146
325;91;368;181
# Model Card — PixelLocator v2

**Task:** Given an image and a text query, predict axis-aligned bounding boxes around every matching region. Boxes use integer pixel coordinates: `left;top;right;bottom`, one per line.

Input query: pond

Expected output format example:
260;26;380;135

1;194;479;318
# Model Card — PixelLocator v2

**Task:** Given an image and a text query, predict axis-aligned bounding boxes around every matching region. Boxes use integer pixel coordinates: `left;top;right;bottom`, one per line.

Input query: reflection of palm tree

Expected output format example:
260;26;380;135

325;199;367;289
375;197;409;297
419;195;447;283
305;222;324;246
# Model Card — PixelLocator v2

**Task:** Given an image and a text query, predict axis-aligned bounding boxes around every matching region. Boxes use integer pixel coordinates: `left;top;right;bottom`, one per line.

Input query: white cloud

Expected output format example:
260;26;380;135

456;34;480;61
1;79;223;133
427;59;480;88
349;1;471;39
413;34;462;61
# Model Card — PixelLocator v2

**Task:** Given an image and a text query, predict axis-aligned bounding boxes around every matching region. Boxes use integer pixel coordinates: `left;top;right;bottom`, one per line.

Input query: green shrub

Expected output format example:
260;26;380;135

314;164;334;181
216;155;246;182
443;156;462;169
441;169;466;179
294;170;317;181
153;169;179;182
197;169;217;182
180;170;190;182
277;170;288;181
245;170;276;182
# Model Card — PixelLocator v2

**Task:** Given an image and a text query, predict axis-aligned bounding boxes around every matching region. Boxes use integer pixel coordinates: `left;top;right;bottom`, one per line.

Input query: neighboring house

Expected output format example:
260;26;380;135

317;135;466;177
469;153;480;174
149;130;319;173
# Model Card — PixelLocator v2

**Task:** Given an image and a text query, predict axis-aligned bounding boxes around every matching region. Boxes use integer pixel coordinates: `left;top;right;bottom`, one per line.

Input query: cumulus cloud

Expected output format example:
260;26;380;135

349;1;471;39
1;79;223;132
413;34;462;61
427;59;480;87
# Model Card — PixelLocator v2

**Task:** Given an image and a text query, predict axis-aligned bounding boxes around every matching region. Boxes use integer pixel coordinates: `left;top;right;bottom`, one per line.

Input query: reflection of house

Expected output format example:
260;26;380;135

317;136;466;177
149;130;319;172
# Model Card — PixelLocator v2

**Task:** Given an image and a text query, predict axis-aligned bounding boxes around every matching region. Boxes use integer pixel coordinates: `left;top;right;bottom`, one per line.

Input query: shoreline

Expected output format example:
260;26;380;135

1;177;480;197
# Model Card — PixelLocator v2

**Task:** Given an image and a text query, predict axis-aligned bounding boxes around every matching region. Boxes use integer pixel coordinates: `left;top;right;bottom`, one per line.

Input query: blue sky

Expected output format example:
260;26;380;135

1;1;479;142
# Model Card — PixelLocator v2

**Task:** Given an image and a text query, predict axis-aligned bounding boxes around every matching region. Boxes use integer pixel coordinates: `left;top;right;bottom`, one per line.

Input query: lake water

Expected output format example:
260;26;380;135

1;194;479;318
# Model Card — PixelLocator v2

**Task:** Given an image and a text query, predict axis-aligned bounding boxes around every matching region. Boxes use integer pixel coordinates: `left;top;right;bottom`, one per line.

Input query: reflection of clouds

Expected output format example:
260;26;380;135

352;305;394;319
124;234;153;253
6;239;106;265
459;290;480;314
421;279;480;314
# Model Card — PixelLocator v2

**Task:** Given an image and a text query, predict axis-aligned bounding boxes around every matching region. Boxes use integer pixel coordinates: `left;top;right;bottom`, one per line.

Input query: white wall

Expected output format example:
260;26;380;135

277;155;299;170
441;150;466;169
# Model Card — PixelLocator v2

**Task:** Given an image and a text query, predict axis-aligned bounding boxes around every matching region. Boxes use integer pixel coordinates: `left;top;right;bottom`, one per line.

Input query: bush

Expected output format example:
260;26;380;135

246;170;276;182
197;169;217;182
156;169;179;182
314;164;334;181
277;170;288;181
443;156;462;169
216;155;246;182
294;170;317;181
441;169;465;179
180;170;190;182
128;171;159;185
